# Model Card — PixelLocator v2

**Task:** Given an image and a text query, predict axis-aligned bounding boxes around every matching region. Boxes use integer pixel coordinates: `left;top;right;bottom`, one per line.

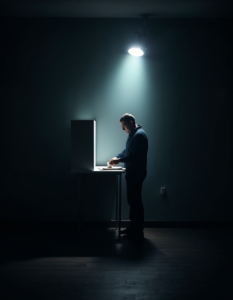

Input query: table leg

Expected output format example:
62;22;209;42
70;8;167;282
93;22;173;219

78;174;82;234
118;173;122;238
116;174;118;230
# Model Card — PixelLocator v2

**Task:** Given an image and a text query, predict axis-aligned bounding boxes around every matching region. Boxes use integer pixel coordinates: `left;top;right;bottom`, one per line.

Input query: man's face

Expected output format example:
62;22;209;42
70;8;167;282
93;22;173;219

120;121;133;134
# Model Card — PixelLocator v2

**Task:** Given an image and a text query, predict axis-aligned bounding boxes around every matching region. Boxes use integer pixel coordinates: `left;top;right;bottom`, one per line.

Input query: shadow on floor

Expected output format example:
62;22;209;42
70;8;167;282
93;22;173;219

0;224;160;265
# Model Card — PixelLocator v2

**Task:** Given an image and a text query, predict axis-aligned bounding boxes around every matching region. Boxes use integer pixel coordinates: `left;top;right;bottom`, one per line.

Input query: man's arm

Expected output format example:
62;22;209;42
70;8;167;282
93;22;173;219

116;149;125;159
109;149;125;165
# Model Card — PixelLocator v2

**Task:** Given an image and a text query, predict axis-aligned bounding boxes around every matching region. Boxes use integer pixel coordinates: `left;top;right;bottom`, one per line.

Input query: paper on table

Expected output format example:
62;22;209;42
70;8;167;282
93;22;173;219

101;167;123;170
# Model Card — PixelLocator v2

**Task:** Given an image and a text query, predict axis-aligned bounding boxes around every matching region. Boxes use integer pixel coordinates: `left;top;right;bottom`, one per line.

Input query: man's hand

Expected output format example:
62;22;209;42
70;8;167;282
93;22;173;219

109;157;117;164
109;157;120;166
109;157;117;163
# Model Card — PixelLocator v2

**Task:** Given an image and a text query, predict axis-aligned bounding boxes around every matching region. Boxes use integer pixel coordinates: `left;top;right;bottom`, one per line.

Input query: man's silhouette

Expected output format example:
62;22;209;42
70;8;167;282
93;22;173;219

109;113;148;240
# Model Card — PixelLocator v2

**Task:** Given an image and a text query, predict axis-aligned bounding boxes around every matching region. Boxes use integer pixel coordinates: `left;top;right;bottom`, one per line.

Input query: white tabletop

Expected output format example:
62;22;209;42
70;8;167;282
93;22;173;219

71;166;126;174
94;166;126;173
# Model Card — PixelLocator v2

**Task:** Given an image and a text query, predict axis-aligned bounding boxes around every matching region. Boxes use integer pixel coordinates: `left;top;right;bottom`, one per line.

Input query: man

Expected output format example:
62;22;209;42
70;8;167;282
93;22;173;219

109;113;148;240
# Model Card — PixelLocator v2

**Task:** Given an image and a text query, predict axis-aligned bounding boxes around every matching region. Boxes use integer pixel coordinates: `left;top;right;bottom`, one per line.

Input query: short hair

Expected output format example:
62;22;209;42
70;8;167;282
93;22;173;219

120;113;136;125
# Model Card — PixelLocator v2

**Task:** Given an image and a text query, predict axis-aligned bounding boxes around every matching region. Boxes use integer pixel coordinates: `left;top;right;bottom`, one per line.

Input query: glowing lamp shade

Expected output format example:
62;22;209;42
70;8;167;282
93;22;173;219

128;47;144;57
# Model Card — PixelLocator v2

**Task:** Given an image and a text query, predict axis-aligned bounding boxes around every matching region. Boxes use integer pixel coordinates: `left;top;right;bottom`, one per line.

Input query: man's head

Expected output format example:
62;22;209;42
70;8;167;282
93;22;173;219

120;113;137;134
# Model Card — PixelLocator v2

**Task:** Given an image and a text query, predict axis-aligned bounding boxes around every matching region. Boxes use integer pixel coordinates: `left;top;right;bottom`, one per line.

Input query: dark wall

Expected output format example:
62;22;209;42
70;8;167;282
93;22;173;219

1;18;232;221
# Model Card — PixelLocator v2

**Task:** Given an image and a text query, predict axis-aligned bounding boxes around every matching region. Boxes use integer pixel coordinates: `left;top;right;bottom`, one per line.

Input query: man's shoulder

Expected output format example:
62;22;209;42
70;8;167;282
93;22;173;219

132;131;148;145
135;128;147;138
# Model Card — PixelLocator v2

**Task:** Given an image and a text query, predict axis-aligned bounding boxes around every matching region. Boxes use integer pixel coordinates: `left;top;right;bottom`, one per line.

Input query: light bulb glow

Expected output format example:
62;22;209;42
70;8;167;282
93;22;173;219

128;48;144;57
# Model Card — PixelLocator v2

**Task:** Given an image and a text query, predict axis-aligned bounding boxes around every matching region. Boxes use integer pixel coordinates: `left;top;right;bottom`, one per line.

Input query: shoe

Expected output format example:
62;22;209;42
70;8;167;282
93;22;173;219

123;231;144;240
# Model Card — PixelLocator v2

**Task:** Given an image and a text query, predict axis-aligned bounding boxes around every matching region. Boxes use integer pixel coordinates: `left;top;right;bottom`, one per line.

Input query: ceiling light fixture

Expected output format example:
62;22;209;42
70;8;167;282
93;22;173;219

128;15;148;57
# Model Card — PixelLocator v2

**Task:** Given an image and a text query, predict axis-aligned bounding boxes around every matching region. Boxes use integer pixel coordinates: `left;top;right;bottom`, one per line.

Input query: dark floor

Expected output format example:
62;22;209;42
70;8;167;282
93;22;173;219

0;224;232;300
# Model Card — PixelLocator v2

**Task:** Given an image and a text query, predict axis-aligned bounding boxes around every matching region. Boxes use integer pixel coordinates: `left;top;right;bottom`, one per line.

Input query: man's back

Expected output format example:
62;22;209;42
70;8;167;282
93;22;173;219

118;125;148;173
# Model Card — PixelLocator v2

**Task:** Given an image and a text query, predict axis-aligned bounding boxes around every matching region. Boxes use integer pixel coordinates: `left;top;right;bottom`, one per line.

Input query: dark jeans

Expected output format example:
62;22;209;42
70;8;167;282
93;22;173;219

125;170;147;232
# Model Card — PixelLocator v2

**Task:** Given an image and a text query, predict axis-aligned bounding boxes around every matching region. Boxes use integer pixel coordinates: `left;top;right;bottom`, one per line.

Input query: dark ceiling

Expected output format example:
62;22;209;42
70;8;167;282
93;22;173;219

0;0;232;18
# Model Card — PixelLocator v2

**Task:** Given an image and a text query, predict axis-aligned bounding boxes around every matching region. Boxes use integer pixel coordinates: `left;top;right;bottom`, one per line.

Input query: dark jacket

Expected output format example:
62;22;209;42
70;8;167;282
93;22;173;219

116;125;148;174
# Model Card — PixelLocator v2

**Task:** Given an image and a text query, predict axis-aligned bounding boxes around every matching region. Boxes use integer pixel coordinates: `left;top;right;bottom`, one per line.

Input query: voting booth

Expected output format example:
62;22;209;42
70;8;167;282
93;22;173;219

71;120;125;236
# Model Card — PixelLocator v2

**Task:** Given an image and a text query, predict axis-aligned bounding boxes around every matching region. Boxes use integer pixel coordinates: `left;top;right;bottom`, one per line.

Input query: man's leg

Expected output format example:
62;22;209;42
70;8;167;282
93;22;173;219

125;172;146;233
